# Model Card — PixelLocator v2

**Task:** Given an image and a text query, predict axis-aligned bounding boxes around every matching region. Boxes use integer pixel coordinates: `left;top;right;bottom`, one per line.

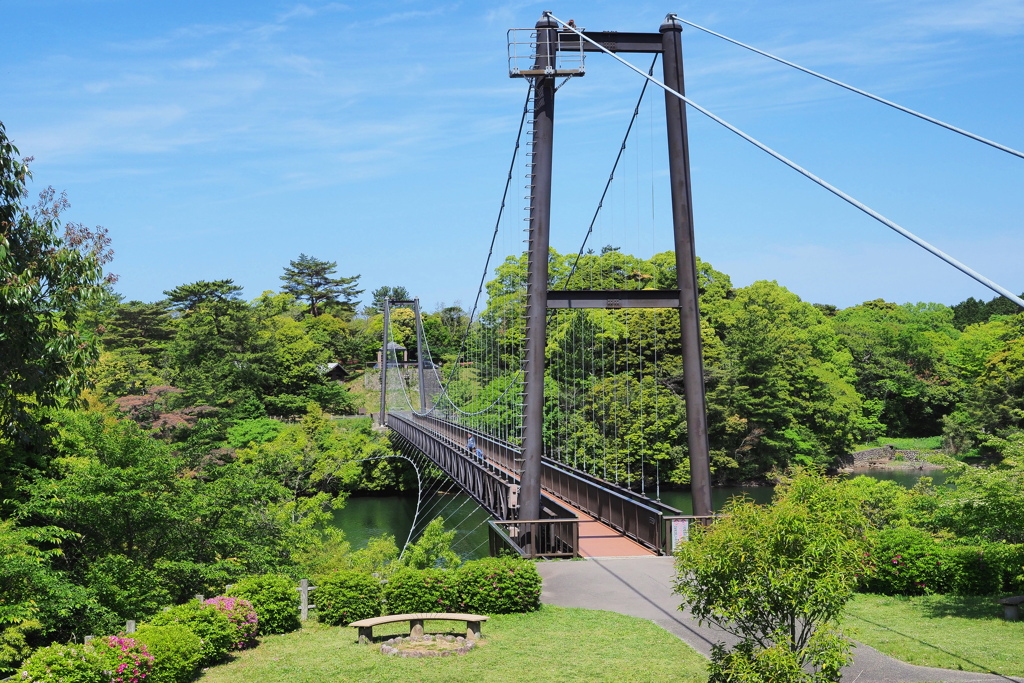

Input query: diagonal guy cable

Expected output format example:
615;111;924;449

547;12;1024;309
675;18;1024;161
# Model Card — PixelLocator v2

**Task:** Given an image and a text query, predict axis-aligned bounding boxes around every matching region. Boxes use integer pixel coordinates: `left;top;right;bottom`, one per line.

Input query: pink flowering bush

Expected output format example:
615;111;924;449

203;596;258;649
18;637;154;683
92;636;155;683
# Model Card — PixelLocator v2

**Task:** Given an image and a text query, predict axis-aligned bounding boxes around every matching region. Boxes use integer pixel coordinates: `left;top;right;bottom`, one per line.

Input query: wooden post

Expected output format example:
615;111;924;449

299;579;310;621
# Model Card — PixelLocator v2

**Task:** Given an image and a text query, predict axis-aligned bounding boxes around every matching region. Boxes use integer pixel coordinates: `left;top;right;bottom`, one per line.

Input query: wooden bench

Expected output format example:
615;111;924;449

349;613;489;643
997;595;1023;621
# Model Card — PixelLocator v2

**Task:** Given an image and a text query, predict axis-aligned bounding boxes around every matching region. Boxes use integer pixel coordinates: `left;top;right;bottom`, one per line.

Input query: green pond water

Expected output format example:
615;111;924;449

331;468;949;561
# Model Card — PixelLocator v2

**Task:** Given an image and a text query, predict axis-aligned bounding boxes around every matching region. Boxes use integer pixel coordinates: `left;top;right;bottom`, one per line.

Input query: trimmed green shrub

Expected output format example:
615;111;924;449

17;642;104;683
454;557;542;614
938;545;1003;595
1003;544;1024;593
861;526;942;595
315;571;383;626
91;635;155;683
147;601;235;666
203;596;258;649
383;568;455;614
133;624;204;683
226;574;300;635
859;531;1024;595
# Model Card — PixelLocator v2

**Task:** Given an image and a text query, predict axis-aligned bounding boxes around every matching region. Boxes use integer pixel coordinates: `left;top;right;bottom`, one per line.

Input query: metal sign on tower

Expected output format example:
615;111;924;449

509;11;715;524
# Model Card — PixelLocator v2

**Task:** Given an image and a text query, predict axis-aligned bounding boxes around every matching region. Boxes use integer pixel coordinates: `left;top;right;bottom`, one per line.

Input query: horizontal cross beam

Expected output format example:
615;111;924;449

546;289;681;309
556;31;664;54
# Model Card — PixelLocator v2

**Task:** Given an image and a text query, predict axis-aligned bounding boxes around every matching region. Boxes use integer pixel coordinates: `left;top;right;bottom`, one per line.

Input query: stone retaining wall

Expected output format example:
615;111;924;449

839;445;926;468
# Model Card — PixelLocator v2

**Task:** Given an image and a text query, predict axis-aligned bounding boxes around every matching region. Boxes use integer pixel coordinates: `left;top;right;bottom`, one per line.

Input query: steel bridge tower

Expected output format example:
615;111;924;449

512;12;714;522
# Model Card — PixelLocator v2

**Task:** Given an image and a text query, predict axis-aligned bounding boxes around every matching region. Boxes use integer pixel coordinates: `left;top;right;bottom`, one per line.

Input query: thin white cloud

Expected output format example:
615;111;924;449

901;0;1024;36
276;2;351;24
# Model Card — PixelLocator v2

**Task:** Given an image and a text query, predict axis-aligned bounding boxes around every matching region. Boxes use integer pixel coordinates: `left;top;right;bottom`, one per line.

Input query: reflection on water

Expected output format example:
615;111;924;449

331;468;951;559
845;467;950;487
657;485;774;515
332;492;492;561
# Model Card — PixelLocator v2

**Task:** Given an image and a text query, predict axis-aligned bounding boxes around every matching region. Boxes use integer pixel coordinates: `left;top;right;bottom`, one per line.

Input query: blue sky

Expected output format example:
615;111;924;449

4;0;1022;312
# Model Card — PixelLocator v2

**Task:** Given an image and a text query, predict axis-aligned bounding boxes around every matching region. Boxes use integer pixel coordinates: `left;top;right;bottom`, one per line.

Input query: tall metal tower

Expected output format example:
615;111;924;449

510;12;714;521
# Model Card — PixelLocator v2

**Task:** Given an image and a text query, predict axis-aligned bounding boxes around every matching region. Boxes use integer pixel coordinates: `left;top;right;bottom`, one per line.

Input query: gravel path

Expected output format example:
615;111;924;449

536;557;1024;683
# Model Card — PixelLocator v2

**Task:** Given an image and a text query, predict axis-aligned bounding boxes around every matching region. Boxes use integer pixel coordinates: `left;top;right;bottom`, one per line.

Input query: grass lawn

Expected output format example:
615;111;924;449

844;593;1024;677
197;605;708;683
856;436;944;451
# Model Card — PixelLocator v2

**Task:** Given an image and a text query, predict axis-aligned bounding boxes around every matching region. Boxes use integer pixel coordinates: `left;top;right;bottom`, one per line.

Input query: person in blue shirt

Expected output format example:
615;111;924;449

475;447;485;462
467;435;476;452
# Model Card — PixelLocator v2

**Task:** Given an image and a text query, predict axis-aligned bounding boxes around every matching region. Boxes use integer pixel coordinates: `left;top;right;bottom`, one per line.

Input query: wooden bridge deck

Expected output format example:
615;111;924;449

392;414;661;558
571;506;655;557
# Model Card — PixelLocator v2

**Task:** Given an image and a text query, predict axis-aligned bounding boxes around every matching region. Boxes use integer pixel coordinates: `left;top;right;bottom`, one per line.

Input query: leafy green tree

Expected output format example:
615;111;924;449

1;123;115;476
235;405;359;523
923;460;1024;543
952;292;1023;329
18;411;196;570
303;312;361;364
674;470;868;682
401;517;460;570
89;349;166;400
832;300;959;436
944;317;1024;454
713;281;862;478
0;520;74;632
280;254;362;318
163;294;272;407
16;409;316;591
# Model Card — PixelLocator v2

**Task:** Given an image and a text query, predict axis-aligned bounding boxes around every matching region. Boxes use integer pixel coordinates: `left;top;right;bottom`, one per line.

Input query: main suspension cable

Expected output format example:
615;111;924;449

676;17;1024;161
547;12;1024;309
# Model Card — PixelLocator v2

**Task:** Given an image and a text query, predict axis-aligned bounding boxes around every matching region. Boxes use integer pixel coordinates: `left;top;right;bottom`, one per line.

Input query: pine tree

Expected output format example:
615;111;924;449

280;254;362;318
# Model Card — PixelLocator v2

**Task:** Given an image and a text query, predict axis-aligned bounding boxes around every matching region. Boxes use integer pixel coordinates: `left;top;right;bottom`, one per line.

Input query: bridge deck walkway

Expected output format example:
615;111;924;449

555;499;655;558
424;419;655;557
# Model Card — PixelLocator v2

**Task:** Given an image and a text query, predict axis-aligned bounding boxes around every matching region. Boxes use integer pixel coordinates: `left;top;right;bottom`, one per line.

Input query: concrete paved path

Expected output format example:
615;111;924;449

536;557;1023;683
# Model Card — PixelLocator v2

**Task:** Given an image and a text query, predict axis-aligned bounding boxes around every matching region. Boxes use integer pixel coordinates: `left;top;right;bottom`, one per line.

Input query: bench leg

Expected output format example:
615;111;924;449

410;619;424;638
466;621;482;640
357;626;373;644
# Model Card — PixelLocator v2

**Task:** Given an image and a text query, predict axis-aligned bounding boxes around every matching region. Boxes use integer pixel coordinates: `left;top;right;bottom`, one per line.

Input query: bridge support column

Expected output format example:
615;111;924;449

520;12;559;528
661;14;713;518
380;298;390;425
414;298;427;413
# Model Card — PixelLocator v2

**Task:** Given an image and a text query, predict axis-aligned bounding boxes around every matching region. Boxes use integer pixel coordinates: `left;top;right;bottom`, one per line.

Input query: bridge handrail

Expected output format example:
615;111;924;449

388;412;578;522
410;413;672;553
488;518;579;559
427;415;681;517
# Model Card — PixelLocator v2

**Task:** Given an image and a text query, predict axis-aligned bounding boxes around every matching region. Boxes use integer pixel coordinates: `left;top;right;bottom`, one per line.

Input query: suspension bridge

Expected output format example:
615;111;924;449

369;12;1023;560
